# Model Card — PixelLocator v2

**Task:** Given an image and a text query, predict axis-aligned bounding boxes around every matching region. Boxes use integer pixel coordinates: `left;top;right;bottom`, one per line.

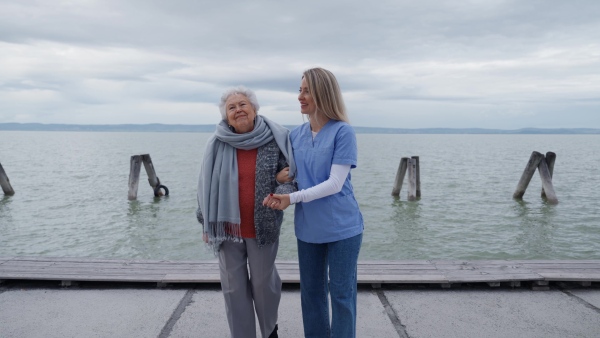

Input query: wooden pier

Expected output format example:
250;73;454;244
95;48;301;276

1;257;599;289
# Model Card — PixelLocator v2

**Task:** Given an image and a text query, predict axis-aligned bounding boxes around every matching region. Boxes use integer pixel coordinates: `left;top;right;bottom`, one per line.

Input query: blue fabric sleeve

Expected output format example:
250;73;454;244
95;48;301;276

332;123;358;168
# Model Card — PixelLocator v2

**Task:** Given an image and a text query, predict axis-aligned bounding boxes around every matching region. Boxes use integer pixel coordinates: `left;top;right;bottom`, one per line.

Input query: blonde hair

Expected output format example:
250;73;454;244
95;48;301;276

302;67;349;123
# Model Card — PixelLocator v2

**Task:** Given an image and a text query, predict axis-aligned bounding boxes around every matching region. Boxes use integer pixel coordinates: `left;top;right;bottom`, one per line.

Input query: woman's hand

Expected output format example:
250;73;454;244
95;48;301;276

263;194;280;209
276;167;293;184
263;193;291;210
203;232;209;243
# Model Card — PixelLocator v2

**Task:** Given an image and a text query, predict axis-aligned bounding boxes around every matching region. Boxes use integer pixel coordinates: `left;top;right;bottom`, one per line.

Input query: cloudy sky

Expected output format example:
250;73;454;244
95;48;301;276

1;0;599;129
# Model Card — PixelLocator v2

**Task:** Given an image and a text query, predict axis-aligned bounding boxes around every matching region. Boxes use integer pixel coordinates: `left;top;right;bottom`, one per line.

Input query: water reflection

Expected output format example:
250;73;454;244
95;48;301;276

124;199;165;258
0;194;13;206
513;200;558;258
127;200;142;216
127;197;166;217
383;198;427;259
0;195;13;225
391;198;423;228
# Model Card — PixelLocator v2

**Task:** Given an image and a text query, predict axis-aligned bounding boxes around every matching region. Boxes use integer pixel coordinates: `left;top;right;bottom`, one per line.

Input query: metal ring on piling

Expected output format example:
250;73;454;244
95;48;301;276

154;185;169;197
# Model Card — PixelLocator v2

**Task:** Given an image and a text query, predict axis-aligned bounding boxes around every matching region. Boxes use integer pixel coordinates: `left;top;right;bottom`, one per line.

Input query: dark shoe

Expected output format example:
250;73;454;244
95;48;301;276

268;324;278;338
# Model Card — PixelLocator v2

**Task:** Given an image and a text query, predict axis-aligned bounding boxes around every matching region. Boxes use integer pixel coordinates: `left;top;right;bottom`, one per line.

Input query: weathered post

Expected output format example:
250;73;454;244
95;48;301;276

0;162;15;196
391;157;408;196
412;156;421;198
538;158;558;204
128;154;169;200
128;155;142;200
541;152;556;199
141;154;166;196
407;158;417;201
513;151;544;199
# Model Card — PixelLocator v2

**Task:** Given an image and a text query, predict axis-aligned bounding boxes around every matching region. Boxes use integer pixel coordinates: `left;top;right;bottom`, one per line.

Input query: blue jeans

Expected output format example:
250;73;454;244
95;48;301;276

297;233;363;338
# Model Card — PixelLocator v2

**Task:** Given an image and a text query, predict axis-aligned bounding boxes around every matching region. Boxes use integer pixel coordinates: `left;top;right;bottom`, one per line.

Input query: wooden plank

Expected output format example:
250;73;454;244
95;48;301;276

2;258;600;284
163;274;221;283
0;265;199;274
7;257;141;264
359;270;445;275
0;269;218;279
0;264;210;273
443;270;541;278
518;264;600;269
358;267;440;272
440;266;537;274
0;260;218;269
358;275;448;283
0;263;215;270
458;261;525;266
0;268;170;276
358;263;437;268
446;274;543;283
536;273;600;281
0;273;168;282
358;260;434;265
513;260;600;264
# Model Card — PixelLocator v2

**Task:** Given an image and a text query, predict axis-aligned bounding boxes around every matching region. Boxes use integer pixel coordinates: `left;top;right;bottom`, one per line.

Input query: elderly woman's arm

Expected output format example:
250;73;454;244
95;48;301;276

276;167;292;184
275;151;296;195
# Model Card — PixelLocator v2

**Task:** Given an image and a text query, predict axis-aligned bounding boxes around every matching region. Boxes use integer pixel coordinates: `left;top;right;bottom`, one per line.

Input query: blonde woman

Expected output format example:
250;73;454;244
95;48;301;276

264;68;364;337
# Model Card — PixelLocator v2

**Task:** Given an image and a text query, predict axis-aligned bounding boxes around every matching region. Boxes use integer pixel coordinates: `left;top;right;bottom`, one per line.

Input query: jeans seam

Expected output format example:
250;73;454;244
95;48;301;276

323;246;330;337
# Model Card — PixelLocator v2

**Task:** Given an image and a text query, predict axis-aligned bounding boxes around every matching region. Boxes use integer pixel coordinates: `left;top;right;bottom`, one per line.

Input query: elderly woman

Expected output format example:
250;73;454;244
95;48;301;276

196;86;295;338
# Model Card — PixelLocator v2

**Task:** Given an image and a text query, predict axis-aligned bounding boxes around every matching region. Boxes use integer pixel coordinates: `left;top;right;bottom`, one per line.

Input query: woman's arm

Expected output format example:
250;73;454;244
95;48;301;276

290;164;350;203
263;163;350;210
274;150;297;195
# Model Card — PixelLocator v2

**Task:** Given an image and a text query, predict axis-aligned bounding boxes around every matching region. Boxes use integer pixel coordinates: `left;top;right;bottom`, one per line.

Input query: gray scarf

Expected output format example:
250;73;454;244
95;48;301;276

197;115;295;251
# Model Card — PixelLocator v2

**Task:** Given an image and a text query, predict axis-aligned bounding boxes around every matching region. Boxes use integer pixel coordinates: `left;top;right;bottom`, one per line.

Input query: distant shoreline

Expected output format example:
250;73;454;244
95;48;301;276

1;123;599;134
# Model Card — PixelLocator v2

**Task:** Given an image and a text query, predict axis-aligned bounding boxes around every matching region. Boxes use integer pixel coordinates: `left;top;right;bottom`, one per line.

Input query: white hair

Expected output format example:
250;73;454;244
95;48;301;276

218;86;260;120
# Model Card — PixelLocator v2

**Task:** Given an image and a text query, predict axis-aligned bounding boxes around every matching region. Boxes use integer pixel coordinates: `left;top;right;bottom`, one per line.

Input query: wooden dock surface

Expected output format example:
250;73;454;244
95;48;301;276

1;257;600;287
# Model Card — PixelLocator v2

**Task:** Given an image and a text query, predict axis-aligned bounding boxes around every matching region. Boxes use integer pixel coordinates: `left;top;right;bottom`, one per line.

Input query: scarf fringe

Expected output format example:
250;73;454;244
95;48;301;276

205;221;243;255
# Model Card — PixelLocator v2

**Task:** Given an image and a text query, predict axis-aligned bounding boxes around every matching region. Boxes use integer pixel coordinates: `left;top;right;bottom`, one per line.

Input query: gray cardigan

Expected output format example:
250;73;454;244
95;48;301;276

197;139;296;248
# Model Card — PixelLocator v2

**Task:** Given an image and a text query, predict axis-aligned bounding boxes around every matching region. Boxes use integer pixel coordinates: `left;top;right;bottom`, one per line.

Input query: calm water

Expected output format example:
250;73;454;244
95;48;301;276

1;131;599;261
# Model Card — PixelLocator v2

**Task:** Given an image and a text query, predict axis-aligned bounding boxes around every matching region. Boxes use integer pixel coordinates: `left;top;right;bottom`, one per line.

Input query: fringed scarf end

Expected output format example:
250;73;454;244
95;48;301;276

204;221;243;255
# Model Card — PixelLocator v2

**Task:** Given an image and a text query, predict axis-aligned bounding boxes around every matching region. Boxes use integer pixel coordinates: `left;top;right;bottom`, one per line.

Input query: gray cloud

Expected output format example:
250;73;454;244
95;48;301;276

1;0;599;128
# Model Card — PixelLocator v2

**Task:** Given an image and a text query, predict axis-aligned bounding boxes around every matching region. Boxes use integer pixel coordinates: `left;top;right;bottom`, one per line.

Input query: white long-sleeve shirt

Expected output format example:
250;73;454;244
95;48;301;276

289;164;351;204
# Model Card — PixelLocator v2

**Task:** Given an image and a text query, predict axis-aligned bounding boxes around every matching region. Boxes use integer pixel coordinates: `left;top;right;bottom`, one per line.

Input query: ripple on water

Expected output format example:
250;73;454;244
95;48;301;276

2;132;600;260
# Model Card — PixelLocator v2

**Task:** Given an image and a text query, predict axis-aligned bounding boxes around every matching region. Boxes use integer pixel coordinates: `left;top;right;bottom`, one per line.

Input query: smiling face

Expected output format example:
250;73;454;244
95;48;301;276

298;77;317;116
225;93;256;134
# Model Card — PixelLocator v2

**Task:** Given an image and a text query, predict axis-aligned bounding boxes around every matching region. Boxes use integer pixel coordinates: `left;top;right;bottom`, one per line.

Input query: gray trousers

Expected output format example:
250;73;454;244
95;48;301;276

219;238;281;338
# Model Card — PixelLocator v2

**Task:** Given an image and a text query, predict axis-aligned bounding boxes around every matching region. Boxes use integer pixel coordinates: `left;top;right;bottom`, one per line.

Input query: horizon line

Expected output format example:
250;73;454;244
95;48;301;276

1;122;599;131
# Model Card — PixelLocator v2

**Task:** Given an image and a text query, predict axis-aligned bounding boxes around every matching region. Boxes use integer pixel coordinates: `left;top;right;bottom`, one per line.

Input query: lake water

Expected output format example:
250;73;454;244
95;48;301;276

1;131;599;261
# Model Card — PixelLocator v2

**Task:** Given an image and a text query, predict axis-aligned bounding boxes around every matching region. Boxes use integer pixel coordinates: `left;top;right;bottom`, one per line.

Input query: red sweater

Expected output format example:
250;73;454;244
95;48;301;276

237;148;257;238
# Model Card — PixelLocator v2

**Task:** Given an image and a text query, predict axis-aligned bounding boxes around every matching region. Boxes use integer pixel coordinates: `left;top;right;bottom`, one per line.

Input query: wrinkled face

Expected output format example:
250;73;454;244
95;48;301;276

225;94;256;134
298;78;316;115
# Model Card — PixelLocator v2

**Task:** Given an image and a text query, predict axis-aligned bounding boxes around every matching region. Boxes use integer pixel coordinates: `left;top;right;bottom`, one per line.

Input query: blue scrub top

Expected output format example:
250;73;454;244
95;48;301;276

291;120;364;243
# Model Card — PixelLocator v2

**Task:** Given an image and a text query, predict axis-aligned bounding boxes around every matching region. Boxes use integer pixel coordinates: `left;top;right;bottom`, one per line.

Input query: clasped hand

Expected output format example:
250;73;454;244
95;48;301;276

262;193;291;211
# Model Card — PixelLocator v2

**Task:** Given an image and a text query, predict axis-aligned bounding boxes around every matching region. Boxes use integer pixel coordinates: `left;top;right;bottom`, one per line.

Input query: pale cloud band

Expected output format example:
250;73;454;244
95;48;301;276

1;0;599;128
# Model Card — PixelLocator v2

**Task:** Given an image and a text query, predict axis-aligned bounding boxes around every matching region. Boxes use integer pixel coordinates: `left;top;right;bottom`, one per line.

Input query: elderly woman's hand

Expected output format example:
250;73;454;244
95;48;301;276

276;167;293;184
202;232;209;243
262;194;279;209
263;194;291;211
